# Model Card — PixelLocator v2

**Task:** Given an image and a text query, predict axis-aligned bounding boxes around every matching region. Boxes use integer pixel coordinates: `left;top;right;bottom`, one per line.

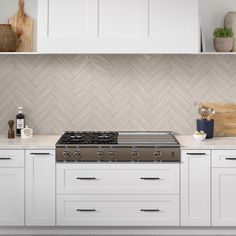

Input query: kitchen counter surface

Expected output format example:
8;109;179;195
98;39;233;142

0;135;60;149
176;135;236;150
0;135;235;150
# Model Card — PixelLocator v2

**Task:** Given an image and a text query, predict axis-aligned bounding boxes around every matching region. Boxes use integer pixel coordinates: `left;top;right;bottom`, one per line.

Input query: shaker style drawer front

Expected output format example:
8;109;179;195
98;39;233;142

56;164;179;195
0;150;24;167
212;150;236;167
56;195;179;226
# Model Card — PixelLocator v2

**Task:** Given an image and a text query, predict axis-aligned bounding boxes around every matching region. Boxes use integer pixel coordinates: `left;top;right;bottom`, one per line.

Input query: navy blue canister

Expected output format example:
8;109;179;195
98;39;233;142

196;119;214;139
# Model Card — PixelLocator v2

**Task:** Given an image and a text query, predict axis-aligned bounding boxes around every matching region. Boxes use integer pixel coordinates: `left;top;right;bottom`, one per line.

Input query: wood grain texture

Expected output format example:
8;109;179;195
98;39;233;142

200;102;236;137
8;0;33;52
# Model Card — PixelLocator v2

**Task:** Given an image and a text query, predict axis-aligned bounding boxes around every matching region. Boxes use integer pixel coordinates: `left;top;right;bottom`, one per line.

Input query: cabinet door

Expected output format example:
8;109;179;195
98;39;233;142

38;0;199;53
212;168;236;226
181;150;211;226
0;168;24;226
25;150;55;226
38;0;98;52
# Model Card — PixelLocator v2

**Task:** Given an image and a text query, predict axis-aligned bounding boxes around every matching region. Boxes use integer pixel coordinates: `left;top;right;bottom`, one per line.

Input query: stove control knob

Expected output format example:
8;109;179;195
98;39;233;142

131;151;139;162
154;151;162;157
108;151;117;161
97;151;105;161
63;151;71;161
74;151;82;161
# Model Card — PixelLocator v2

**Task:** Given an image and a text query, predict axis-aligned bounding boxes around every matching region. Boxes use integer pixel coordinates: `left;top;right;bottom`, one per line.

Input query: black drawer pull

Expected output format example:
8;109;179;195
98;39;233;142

140;177;160;180
187;153;206;155
226;158;236;160
0;158;11;160
30;153;51;155
140;209;160;212
76;177;97;180
76;209;96;212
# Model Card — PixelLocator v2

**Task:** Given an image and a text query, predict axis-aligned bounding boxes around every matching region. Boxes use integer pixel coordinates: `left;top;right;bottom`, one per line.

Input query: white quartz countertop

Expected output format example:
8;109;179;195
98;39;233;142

0;135;60;149
176;135;236;150
0;135;236;150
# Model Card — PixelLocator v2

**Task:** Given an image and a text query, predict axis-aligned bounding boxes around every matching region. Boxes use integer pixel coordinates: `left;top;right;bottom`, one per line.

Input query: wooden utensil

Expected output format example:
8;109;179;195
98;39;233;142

199;102;236;137
8;0;34;52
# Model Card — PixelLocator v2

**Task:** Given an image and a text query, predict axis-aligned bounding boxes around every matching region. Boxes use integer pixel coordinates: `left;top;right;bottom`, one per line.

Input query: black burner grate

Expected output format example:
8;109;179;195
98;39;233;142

58;131;119;144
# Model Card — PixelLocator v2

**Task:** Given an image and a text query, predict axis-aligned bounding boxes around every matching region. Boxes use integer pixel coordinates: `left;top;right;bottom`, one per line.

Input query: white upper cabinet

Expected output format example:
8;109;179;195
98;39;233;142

37;0;199;53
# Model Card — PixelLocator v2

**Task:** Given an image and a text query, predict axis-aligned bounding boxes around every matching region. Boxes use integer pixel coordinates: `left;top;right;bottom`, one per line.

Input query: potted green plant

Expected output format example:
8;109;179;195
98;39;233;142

213;27;234;52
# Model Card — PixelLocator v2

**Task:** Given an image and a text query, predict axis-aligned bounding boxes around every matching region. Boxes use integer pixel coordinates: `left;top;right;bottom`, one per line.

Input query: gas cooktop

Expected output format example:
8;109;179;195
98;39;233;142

56;131;180;162
56;131;179;146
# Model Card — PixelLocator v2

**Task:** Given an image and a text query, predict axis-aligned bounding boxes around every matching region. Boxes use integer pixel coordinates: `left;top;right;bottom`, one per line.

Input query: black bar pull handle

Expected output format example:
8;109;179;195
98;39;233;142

76;177;97;180
140;209;160;212
140;177;160;180
0;158;11;160
187;153;206;155
76;209;96;212
226;158;236;160
30;153;51;155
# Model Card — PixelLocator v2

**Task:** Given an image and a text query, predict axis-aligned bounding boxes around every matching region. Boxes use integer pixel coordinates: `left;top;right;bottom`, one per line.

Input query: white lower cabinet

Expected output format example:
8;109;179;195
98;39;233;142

25;150;55;226
0;150;24;226
0;168;24;226
181;150;211;226
212;151;236;226
57;195;179;226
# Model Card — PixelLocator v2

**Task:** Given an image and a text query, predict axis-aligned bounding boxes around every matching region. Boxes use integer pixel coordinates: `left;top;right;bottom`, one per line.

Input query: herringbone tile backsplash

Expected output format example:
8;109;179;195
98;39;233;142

0;55;235;135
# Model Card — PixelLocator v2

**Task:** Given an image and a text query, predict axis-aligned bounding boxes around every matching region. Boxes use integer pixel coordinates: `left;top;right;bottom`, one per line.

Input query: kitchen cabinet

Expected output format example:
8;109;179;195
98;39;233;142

57;163;179;195
37;0;199;53
0;150;24;226
57;195;179;226
25;150;55;226
212;150;236;226
56;163;180;226
181;150;211;226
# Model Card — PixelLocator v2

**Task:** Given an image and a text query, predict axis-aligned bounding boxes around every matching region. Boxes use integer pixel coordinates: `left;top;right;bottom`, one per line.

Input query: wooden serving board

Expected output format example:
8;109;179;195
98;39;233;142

8;0;33;52
199;102;236;137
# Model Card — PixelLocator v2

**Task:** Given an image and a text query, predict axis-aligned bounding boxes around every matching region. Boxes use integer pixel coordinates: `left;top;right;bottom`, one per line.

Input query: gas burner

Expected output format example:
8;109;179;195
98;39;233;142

58;131;119;145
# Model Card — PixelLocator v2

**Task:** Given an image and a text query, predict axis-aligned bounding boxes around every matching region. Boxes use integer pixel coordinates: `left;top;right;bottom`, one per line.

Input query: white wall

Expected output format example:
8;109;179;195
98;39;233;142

0;0;37;50
199;0;236;52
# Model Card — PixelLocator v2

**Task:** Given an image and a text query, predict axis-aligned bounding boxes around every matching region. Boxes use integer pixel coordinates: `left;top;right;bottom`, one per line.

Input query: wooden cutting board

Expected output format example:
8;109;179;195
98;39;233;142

199;102;236;137
8;0;33;52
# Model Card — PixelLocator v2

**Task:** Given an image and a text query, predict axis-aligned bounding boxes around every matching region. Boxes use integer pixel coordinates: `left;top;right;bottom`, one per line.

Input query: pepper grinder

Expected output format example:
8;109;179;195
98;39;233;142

8;120;15;139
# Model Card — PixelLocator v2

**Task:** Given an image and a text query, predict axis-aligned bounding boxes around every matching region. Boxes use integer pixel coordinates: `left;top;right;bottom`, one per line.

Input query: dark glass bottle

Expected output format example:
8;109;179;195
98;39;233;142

16;107;25;137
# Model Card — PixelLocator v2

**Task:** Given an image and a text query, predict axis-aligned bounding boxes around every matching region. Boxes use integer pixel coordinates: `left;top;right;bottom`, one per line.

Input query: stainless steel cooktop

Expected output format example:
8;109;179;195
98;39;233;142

56;131;180;162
